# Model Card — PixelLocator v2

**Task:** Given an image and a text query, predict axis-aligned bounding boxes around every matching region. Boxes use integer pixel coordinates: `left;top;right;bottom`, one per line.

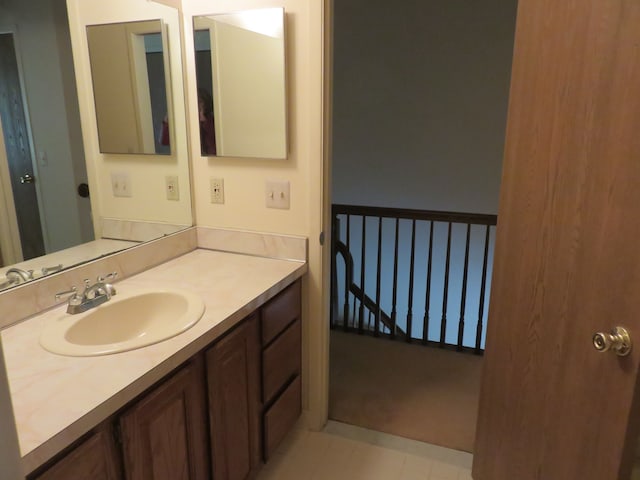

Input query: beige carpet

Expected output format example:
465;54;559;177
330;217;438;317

329;331;483;453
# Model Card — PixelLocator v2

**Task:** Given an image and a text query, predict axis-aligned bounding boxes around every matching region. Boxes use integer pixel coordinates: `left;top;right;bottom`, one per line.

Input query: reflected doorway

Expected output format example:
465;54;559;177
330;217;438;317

0;32;45;261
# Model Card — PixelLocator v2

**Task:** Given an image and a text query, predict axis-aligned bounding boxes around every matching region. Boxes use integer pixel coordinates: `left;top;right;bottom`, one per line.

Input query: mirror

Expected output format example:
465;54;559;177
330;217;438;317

0;0;98;289
0;0;192;293
87;19;171;155
193;8;287;159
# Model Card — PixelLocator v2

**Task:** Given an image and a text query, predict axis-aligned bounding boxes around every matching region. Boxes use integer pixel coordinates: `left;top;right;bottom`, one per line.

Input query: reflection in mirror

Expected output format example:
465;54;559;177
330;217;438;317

0;1;191;294
193;8;287;159
0;0;101;290
87;19;171;155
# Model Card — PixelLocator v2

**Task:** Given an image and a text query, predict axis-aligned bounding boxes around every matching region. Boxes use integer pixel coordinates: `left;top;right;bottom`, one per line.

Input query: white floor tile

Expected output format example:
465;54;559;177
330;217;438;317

430;460;461;480
401;453;433;478
256;421;473;480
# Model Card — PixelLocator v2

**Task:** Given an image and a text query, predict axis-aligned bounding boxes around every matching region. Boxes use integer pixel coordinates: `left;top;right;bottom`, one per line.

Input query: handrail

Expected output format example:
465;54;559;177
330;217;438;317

333;204;497;226
334;239;406;338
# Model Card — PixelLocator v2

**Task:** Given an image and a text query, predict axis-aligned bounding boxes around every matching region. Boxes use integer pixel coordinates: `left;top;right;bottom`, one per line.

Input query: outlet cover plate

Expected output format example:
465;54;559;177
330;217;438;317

165;175;179;201
210;177;224;204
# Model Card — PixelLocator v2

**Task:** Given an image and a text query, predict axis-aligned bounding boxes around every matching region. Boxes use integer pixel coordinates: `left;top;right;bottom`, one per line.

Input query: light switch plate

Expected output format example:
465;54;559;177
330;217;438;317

111;172;132;197
265;180;290;209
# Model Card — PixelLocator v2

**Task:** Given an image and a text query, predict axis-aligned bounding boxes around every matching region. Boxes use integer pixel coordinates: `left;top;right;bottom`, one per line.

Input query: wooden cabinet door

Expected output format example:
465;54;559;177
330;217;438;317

206;314;261;480
34;426;121;480
119;359;209;480
473;0;640;479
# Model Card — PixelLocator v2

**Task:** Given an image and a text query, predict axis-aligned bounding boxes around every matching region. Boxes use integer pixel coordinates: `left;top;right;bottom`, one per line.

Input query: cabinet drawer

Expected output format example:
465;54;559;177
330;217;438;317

261;280;301;345
262;318;301;403
263;375;302;461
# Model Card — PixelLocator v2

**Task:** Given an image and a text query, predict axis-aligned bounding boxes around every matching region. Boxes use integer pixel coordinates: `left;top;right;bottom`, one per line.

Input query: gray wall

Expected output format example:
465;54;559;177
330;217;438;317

332;0;518;214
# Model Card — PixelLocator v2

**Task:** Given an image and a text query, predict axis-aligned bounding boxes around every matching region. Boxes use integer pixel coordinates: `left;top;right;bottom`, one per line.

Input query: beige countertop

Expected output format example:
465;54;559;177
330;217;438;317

1;248;306;474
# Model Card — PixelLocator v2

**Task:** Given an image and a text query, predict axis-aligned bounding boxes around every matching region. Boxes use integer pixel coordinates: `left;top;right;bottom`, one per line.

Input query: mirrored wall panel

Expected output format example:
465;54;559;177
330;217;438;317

0;0;96;290
87;19;171;155
193;8;287;159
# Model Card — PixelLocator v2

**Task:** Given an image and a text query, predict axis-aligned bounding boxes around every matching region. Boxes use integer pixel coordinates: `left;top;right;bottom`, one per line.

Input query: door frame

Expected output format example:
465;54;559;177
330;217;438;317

0;115;22;265
0;25;49;254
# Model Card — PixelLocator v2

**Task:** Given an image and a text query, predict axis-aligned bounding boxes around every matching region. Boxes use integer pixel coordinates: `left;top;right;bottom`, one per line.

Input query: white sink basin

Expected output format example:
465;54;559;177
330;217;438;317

40;288;205;356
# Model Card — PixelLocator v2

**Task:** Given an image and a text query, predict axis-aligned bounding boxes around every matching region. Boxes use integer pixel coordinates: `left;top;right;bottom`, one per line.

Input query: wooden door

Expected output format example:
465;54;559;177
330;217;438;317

0;33;44;260
206;314;261;480
119;358;209;480
34;426;121;480
473;0;640;479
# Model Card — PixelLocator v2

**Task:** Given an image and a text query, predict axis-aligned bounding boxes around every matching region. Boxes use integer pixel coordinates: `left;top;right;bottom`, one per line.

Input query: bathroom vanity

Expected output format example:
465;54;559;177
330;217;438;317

0;241;306;479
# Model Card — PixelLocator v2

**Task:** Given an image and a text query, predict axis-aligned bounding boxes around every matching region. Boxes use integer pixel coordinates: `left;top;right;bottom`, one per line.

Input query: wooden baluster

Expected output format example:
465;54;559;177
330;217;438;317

423;221;434;345
391;218;399;340
374;217;383;337
358;216;366;334
440;222;452;347
343;214;351;331
457;224;471;351
476;225;491;353
406;219;416;341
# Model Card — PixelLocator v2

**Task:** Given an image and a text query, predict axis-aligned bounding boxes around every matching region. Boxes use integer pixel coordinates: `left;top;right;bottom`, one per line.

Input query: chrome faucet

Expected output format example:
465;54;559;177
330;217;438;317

5;268;34;284
82;272;117;301
55;272;118;314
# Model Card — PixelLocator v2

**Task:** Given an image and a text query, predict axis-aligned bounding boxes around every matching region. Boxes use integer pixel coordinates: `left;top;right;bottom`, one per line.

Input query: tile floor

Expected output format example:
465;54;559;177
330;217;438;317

257;420;473;480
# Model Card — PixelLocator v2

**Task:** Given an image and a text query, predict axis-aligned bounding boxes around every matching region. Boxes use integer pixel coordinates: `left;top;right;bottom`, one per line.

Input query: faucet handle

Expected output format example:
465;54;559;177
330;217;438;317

55;286;80;304
55;286;77;299
41;264;63;276
98;272;118;283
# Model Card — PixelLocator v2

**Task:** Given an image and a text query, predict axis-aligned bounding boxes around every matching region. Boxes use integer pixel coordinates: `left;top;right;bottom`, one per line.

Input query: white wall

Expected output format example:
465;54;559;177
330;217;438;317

0;0;92;253
52;0;94;244
66;0;193;233
182;0;329;428
184;0;320;236
332;0;518;214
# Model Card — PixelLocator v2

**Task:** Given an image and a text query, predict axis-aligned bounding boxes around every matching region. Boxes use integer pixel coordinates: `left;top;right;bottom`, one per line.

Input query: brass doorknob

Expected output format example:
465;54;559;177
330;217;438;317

593;326;632;356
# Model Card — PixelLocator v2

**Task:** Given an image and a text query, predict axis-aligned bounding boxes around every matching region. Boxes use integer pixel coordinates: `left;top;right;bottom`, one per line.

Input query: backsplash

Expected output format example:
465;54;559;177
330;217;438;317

102;218;192;243
0;228;197;330
0;227;308;330
196;226;307;262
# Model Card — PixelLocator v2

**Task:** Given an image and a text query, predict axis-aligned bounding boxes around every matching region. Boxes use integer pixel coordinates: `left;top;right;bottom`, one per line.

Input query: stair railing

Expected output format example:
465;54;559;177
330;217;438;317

331;204;497;354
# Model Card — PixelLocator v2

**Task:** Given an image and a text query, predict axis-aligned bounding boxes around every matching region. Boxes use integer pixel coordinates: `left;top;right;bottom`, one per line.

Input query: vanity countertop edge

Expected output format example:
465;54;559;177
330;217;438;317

0;248;307;474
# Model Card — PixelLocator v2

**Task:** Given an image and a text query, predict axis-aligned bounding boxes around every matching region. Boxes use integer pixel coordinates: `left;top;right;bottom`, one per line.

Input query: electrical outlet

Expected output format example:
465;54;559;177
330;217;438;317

165;175;179;201
111;172;132;197
210;177;224;204
265;180;290;209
